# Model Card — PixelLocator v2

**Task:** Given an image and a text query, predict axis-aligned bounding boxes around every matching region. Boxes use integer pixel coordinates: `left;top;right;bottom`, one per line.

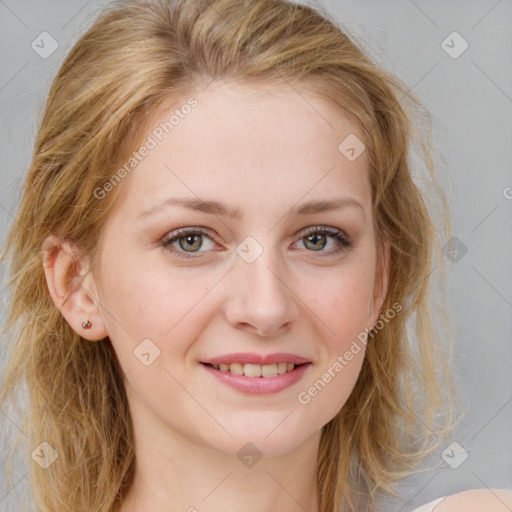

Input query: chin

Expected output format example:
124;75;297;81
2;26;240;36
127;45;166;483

200;413;318;458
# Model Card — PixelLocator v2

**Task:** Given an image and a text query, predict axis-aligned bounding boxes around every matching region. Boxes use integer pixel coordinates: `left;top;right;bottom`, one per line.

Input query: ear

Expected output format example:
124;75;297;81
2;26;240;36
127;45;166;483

368;238;390;329
42;234;108;341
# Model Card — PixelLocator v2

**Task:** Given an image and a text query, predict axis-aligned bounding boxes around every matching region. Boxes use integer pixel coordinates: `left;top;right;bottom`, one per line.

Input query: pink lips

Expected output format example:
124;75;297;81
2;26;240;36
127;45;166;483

200;352;311;395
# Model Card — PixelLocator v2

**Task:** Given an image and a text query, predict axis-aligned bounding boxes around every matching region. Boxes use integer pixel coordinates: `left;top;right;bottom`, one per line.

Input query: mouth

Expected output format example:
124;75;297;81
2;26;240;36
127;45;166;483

202;362;305;378
200;355;312;395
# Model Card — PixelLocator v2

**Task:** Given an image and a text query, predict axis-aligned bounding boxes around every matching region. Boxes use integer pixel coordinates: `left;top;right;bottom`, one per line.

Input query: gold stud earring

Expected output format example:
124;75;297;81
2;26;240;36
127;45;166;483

82;320;92;330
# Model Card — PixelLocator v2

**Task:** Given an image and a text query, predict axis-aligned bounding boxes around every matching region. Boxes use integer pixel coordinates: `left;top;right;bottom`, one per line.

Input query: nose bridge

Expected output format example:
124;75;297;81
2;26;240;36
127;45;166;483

224;238;299;336
244;252;287;303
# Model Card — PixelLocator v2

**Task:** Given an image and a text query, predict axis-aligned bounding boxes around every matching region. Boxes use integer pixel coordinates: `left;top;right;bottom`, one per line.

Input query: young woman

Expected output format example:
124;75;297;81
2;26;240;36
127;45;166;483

1;0;510;511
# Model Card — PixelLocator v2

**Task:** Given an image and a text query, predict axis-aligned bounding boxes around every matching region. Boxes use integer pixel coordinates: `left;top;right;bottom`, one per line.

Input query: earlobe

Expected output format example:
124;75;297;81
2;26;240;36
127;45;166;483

42;234;108;341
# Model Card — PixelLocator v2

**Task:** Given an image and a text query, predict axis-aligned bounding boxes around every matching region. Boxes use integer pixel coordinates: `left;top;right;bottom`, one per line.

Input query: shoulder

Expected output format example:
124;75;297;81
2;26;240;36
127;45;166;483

412;489;512;512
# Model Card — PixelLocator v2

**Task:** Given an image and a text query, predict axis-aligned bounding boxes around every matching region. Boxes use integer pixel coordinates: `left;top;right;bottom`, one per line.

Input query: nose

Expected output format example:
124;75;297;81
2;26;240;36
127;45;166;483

223;250;300;337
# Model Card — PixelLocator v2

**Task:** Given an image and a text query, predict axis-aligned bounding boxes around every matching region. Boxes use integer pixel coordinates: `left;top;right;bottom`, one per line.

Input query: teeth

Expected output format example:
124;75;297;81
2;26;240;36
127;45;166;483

230;363;244;376
244;364;262;377
277;362;287;374
211;362;299;377
261;364;278;378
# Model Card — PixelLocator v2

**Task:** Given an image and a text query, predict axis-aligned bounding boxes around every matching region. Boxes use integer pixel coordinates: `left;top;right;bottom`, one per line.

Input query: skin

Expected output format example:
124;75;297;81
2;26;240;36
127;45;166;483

426;489;512;511
42;82;509;511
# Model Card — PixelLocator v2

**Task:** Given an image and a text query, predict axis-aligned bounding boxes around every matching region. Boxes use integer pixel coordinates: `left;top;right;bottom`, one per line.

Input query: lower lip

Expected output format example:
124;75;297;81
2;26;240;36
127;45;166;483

201;363;311;395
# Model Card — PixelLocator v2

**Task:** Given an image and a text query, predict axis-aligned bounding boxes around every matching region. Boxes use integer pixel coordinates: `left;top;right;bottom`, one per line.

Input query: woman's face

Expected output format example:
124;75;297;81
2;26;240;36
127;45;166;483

91;82;386;456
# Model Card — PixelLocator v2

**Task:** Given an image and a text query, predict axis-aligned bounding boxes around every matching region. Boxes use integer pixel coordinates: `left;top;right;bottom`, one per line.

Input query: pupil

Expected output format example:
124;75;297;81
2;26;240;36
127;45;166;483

180;234;201;251
306;233;326;251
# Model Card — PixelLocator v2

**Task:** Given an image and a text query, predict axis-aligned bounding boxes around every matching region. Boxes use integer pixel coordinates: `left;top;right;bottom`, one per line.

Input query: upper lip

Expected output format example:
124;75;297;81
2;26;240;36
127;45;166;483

201;352;310;366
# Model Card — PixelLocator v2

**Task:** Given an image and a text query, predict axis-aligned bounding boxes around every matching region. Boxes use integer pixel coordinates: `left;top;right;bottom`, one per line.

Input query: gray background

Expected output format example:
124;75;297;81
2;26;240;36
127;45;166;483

1;0;511;510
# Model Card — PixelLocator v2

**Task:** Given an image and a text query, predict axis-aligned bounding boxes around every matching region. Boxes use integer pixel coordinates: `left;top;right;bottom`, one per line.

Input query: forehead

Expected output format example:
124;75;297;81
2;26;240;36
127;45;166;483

112;81;371;219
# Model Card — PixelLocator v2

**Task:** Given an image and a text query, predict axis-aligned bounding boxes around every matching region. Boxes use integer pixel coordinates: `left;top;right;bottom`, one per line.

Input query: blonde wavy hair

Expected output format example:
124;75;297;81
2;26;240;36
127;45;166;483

0;0;456;510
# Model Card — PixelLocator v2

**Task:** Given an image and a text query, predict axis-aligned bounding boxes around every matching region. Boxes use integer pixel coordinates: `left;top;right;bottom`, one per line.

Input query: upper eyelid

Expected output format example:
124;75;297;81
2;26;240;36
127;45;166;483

161;226;349;251
162;226;345;241
161;227;217;245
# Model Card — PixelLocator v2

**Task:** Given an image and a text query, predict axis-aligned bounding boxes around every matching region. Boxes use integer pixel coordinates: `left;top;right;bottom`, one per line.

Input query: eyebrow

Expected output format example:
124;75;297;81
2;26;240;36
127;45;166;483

136;197;366;221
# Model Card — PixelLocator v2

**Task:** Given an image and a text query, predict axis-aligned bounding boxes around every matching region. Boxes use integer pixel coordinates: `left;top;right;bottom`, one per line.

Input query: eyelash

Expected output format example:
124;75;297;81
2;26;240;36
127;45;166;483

160;226;352;260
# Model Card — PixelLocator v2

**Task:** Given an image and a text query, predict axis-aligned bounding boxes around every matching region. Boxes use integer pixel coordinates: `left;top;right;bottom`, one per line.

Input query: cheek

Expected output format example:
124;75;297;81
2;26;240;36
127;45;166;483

98;254;226;380
293;260;373;424
304;260;375;344
296;315;367;431
100;255;215;337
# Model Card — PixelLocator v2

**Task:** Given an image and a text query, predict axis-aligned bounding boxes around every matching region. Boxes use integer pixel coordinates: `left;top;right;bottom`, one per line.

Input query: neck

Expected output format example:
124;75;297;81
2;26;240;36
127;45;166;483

118;401;321;512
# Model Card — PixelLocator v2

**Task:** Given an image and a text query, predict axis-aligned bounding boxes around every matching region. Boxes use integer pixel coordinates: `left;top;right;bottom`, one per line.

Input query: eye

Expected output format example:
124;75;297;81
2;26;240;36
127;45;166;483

160;225;352;260
294;226;352;256
160;228;217;259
